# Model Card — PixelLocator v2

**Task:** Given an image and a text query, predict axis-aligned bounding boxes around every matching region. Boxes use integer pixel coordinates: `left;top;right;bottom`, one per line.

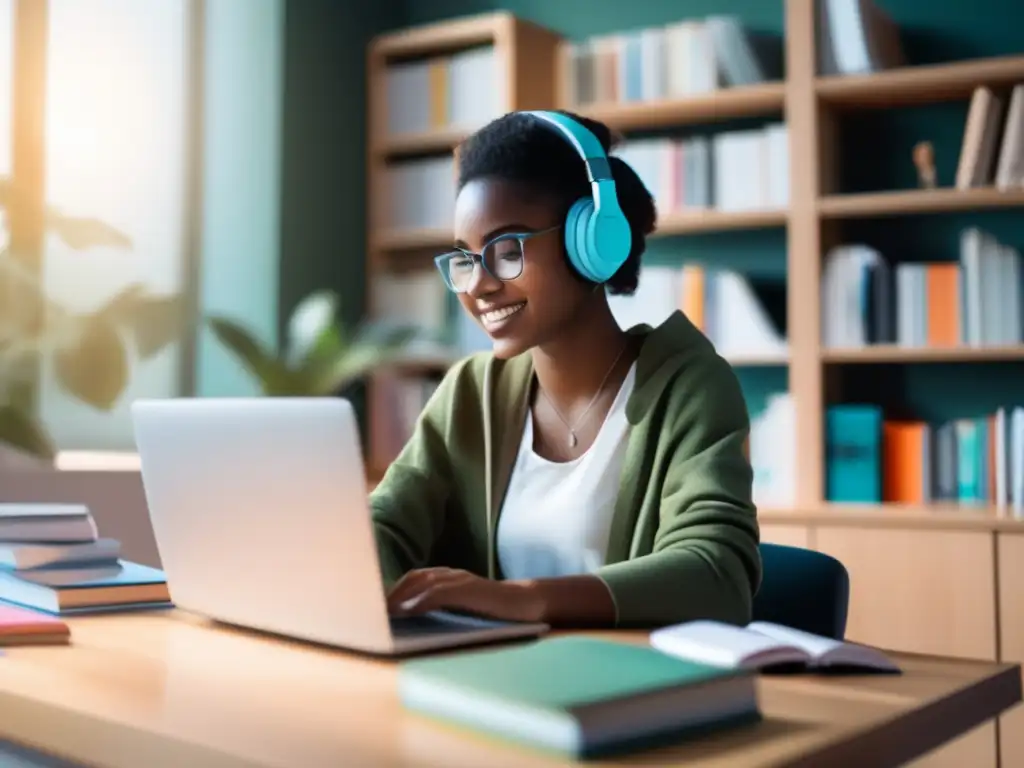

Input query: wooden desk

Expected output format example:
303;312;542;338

0;612;1019;768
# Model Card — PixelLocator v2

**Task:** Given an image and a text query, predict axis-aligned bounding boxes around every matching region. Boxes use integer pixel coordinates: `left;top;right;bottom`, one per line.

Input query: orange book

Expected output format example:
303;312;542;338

883;421;928;503
925;263;961;347
0;602;70;646
427;58;449;129
680;265;705;331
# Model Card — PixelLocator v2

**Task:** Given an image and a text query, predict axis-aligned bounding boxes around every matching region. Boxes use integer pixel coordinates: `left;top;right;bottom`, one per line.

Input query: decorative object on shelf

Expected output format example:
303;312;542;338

0;181;184;462
208;290;418;397
913;141;937;189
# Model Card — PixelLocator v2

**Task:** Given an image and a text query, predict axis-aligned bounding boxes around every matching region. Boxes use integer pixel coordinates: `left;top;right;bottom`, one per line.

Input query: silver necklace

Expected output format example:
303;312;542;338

539;342;630;449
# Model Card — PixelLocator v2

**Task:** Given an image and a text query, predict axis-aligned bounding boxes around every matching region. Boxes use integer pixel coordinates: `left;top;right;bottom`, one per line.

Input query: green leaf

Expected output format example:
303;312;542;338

94;285;184;359
286;290;339;366
0;404;54;460
126;295;184;359
53;317;129;410
306;322;418;395
0;253;50;339
295;325;344;386
207;316;298;395
95;283;147;322
6;378;34;412
0;179;129;250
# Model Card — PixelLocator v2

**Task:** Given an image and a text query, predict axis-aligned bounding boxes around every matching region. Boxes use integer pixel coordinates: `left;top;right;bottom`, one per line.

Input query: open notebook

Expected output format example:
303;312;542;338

650;620;901;673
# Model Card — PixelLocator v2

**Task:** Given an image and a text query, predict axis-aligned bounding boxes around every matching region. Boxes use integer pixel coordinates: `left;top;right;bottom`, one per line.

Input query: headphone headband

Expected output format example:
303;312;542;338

524;110;614;183
520;110;632;284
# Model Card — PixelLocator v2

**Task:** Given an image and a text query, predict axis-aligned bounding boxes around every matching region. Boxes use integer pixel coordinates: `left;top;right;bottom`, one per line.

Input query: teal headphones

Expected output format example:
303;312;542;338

523;110;633;284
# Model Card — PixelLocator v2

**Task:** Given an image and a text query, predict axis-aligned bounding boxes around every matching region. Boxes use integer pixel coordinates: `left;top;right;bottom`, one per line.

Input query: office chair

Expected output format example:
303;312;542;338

753;543;850;640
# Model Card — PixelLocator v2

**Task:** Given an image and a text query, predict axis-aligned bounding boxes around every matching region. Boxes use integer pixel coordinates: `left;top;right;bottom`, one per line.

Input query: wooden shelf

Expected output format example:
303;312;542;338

656;208;787;235
370;12;504;59
568;82;786;132
760;503;1024;532
373;128;468;160
726;352;790;367
823;345;1024;363
371;228;451;252
816;54;1024;109
818;187;1024;219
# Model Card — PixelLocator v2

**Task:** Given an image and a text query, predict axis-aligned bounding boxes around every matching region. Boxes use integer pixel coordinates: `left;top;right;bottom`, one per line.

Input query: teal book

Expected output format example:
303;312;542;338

0;560;171;615
956;420;982;502
399;636;760;759
826;405;883;502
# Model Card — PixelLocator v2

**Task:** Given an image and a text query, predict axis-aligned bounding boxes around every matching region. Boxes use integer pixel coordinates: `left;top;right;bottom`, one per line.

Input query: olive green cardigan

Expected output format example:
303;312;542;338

370;310;762;627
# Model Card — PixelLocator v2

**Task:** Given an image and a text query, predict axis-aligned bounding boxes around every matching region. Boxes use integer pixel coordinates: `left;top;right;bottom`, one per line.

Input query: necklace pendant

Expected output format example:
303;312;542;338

568;431;578;448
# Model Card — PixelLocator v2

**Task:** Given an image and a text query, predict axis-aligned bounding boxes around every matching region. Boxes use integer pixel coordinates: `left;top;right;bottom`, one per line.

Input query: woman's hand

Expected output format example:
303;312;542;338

386;568;545;623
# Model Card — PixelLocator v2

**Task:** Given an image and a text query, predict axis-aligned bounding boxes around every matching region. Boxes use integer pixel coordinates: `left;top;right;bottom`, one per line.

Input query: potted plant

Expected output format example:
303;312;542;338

0;196;183;462
207;290;420;397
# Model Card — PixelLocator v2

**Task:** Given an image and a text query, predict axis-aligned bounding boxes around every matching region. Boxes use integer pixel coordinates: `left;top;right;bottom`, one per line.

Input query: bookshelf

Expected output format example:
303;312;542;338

366;2;1024;763
366;2;1024;499
366;13;562;477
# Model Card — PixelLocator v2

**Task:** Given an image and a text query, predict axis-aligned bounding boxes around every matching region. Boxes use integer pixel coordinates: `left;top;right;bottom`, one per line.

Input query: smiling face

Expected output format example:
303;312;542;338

449;177;596;359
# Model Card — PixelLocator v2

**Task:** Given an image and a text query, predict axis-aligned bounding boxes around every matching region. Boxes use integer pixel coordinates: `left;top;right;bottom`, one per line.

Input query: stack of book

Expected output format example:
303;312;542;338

0;503;172;615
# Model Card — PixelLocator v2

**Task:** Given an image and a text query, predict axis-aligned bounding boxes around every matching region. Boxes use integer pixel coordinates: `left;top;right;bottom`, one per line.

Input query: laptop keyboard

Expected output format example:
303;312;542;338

390;611;511;638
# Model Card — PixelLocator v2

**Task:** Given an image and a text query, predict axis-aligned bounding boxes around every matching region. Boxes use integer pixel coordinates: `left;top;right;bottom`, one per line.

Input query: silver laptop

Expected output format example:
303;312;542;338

130;397;548;656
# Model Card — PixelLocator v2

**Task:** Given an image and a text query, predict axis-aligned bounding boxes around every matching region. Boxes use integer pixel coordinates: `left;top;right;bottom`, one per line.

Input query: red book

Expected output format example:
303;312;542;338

0;601;70;646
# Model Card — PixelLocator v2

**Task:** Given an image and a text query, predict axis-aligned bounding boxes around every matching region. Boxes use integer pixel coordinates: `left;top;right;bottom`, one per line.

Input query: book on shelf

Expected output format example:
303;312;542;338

384;45;502;139
372;270;453;365
816;0;904;76
380;155;456;233
995;84;1024;190
953;84;1024;191
561;15;782;106
821;228;1022;349
826;405;884;503
0;502;172;614
826;405;1024;515
607;263;788;362
614;123;788;216
399;635;760;759
370;270;498;468
371;375;442;469
749;393;796;508
957;86;1007;190
650;619;900;673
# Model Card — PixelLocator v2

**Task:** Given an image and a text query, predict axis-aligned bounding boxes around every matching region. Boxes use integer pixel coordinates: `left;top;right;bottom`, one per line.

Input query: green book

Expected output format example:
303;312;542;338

399;636;761;759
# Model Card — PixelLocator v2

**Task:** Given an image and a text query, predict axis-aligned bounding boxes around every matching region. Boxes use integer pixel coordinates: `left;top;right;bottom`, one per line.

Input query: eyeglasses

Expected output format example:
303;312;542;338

434;225;560;294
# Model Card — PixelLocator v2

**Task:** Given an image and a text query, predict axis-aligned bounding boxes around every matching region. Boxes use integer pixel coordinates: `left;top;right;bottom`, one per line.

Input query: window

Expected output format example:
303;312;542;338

36;0;191;450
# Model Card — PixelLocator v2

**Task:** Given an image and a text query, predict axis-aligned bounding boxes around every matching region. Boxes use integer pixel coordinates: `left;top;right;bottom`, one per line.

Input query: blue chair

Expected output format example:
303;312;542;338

752;543;850;640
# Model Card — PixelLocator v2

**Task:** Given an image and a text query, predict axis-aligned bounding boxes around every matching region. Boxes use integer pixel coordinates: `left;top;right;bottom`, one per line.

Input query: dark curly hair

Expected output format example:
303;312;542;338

454;110;657;296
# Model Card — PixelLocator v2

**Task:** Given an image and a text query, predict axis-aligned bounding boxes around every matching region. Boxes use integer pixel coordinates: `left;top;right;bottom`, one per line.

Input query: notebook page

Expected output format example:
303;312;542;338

747;622;842;659
650;620;804;668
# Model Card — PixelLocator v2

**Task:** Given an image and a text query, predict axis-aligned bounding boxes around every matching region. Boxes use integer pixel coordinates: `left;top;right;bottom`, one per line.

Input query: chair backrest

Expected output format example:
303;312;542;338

753;543;850;640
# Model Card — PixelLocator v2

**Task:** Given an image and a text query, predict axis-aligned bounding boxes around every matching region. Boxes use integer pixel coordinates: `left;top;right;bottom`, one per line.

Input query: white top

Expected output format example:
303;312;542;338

496;363;636;580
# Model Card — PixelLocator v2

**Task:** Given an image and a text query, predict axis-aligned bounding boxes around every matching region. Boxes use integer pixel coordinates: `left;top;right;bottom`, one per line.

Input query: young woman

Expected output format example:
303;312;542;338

371;110;761;628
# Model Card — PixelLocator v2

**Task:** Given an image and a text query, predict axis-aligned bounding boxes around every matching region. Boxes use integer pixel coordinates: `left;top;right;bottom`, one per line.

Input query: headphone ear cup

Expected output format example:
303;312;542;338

565;197;598;282
588;212;633;281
